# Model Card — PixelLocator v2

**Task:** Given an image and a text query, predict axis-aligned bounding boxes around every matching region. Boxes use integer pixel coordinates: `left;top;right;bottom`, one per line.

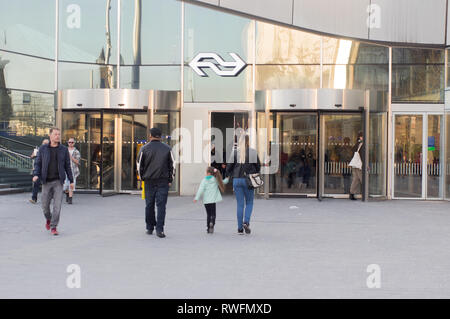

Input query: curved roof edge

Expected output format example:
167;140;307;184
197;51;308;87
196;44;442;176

185;0;448;48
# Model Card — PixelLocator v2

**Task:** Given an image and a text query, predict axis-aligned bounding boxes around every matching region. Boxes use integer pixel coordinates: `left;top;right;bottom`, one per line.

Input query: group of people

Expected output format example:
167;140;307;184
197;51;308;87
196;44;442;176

138;128;261;238
30;126;362;238
30;128;81;235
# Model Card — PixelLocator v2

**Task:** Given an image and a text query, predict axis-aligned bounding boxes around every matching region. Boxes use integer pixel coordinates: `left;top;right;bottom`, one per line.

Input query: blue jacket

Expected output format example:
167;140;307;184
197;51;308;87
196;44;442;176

33;143;74;185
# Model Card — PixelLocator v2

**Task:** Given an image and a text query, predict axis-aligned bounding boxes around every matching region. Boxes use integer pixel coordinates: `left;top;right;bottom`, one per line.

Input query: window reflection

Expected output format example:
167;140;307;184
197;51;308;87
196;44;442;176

392;48;444;103
0;89;54;138
256;65;320;90
120;66;180;90
256;22;321;64
0;0;55;58
58;62;117;89
120;0;181;65
0;51;54;92
59;0;118;64
184;3;254;63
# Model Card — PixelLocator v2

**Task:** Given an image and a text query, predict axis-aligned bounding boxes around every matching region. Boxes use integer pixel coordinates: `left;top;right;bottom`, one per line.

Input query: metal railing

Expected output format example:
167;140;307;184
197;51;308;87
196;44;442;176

0;147;33;172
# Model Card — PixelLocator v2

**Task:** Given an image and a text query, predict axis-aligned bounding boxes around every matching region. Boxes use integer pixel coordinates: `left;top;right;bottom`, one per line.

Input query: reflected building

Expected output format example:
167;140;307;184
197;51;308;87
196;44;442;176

0;0;449;201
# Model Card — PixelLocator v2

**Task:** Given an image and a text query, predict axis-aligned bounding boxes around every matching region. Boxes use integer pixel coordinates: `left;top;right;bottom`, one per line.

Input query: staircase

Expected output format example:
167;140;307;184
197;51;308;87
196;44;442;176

0;138;34;195
0;167;32;195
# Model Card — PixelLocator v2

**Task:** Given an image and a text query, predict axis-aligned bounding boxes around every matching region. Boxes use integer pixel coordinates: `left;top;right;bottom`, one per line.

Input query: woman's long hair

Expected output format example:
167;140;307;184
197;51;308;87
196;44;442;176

237;134;249;164
207;166;225;193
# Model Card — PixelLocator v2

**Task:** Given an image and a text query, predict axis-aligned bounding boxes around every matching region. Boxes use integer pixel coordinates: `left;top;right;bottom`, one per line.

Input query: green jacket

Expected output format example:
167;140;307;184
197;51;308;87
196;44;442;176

195;176;229;204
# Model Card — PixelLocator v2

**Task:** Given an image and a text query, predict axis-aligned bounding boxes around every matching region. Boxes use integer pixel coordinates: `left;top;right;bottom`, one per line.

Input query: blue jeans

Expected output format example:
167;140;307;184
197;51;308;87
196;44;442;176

144;180;169;232
233;178;254;230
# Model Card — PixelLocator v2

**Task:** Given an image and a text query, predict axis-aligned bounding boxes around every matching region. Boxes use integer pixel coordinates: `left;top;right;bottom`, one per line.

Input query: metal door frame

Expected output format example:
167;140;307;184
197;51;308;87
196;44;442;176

269;111;318;198
391;112;444;200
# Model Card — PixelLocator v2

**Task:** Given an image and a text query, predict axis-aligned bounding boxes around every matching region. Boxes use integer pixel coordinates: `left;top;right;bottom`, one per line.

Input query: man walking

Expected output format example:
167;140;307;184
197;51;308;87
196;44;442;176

137;127;174;238
29;138;49;204
32;128;74;236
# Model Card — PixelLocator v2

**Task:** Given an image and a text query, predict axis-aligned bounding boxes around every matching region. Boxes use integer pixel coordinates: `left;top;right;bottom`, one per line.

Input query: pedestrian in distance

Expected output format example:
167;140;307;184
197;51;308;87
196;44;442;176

193;166;229;234
63;138;81;204
29;138;49;204
349;132;364;201
137;127;174;238
32;128;74;236
226;134;261;235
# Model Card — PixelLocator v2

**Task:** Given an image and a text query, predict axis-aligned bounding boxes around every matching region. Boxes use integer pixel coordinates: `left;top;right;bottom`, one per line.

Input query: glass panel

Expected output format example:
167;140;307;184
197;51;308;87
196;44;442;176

0;90;54;142
184;4;254;103
153;111;179;192
394;115;423;198
184;4;254;64
392;48;444;103
322;64;388;91
0;0;55;58
323;114;362;195
369;112;387;196
102;113;115;192
58;61;117;89
256;65;321;90
322;39;389;65
392;65;444;103
61;112;101;190
427;115;442;198
0;51;54;92
446;114;450;199
120;66;180;90
184;66;252;103
120;0;181;65
121;113;147;191
271;113;317;194
256;22;321;64
59;0;118;64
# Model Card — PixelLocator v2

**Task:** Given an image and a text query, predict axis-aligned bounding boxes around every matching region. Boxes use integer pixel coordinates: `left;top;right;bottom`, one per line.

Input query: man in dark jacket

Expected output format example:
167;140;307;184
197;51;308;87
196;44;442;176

137;127;174;238
32;128;74;236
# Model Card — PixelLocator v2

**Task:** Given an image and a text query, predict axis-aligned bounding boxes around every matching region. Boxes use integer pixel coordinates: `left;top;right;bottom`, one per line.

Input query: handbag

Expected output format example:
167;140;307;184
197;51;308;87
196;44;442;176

348;143;363;169
245;172;264;189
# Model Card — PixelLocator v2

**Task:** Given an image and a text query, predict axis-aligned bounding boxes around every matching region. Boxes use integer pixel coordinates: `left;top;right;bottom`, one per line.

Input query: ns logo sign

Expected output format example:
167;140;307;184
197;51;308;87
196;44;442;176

189;53;247;77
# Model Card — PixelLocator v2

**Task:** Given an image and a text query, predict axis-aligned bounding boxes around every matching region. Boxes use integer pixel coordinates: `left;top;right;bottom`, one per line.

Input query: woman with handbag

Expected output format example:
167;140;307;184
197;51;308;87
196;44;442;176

349;132;363;200
225;134;261;235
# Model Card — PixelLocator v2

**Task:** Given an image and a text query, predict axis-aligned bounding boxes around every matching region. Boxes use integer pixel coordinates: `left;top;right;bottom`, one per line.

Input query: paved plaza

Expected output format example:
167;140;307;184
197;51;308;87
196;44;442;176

1;192;450;299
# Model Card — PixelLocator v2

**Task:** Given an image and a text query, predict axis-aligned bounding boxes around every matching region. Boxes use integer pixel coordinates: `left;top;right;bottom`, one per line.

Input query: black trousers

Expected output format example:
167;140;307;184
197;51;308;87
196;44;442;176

204;203;216;227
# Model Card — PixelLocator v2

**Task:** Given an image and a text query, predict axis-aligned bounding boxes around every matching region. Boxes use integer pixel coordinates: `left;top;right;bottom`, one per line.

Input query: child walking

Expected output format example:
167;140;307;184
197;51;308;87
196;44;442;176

193;167;229;234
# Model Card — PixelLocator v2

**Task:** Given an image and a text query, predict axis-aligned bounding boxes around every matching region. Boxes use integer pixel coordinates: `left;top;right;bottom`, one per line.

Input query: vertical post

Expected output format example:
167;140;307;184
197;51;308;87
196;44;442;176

362;90;370;201
117;0;121;88
387;46;393;199
55;0;62;129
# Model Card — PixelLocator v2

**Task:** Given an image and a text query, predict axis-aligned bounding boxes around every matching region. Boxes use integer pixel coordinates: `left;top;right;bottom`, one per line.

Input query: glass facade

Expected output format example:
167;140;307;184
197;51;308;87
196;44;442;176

0;0;448;199
392;48;444;103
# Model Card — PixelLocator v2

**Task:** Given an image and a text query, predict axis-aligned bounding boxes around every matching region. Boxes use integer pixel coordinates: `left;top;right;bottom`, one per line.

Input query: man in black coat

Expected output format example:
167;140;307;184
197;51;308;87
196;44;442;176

32;128;73;236
137;127;174;238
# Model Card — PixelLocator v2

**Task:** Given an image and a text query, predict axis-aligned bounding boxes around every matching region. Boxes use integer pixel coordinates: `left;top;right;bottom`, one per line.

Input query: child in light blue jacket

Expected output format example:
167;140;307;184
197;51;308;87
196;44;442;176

194;166;229;234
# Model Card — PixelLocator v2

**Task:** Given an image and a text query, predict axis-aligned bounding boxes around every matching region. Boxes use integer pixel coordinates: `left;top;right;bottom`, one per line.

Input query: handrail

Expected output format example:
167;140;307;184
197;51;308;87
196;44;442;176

0;135;36;148
0;147;31;160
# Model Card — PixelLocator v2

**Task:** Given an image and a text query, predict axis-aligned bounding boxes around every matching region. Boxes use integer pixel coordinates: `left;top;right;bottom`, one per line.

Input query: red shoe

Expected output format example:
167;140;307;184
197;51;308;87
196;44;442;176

45;220;51;230
51;228;59;236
